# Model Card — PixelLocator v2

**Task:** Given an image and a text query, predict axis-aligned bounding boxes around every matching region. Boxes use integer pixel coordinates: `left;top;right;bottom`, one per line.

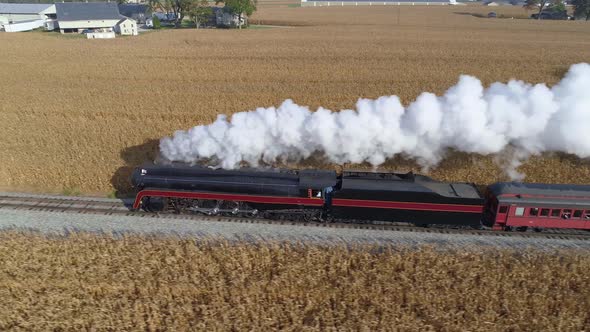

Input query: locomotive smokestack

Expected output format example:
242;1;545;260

159;63;590;180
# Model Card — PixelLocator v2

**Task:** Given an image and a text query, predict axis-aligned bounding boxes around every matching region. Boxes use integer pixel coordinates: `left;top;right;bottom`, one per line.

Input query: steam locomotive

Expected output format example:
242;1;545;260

131;164;590;231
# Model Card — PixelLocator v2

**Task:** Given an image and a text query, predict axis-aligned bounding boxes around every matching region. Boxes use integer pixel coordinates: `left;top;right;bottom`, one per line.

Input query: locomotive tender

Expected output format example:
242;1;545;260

132;163;590;231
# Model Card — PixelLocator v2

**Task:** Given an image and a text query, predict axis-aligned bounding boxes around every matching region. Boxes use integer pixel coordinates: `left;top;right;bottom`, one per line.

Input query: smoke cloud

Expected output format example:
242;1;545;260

160;63;590;178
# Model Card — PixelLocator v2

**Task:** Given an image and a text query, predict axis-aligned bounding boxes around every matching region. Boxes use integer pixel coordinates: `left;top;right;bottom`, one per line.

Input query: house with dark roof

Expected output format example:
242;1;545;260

118;4;150;24
55;2;122;34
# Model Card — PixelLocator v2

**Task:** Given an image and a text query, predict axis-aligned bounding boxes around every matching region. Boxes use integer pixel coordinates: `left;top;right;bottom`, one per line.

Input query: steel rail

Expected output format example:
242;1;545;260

1;194;589;241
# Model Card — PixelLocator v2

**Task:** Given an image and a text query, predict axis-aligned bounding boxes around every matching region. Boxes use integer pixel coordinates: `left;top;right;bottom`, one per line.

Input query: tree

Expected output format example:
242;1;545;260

158;0;193;28
216;0;257;29
552;0;566;12
149;0;201;28
573;0;590;20
188;0;213;29
147;0;163;12
152;15;162;29
524;0;553;19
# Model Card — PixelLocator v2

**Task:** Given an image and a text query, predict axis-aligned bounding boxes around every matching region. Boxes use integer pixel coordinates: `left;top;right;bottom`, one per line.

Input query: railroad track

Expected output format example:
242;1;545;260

1;193;589;241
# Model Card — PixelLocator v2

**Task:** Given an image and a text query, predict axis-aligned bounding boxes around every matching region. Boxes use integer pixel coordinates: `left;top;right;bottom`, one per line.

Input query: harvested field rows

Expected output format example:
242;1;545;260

1;4;590;194
0;232;589;330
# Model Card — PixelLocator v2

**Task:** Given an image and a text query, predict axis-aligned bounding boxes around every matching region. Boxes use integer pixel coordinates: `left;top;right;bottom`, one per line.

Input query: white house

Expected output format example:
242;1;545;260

115;17;138;36
55;2;121;34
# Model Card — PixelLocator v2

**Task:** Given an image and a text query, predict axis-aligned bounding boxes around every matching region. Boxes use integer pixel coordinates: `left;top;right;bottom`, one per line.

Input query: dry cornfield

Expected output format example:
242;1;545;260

1;4;590;194
0;231;588;330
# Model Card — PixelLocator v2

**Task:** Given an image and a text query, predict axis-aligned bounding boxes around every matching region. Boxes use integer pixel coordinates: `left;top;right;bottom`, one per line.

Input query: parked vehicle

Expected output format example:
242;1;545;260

531;11;572;20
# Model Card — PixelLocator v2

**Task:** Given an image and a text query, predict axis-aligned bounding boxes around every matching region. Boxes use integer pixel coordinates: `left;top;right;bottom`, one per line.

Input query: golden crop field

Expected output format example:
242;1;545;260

1;4;590;194
0;232;588;330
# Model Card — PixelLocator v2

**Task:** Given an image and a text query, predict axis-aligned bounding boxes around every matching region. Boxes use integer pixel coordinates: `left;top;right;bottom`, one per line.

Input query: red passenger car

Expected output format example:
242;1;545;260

483;182;590;231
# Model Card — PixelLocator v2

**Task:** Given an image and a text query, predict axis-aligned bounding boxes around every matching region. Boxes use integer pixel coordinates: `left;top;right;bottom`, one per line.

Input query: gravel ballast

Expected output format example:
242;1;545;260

1;206;589;250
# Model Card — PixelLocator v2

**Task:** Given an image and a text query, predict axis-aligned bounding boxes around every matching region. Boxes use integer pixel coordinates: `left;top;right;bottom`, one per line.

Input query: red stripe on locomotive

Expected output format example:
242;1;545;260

332;198;483;213
134;189;482;213
133;189;325;210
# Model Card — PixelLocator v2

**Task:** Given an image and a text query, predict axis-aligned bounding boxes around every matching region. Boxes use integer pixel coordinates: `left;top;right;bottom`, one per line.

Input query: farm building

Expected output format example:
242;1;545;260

115;17;138;35
55;2;121;34
153;11;178;22
118;4;150;24
0;3;56;32
85;30;116;39
0;3;55;23
213;7;247;28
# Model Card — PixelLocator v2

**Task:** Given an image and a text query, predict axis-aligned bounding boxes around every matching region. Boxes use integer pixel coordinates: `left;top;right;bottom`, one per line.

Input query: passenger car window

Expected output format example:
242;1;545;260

515;207;525;216
584;211;590;219
499;206;508;213
573;210;583;218
562;209;572;219
529;208;539;216
551;209;561;217
540;209;550;217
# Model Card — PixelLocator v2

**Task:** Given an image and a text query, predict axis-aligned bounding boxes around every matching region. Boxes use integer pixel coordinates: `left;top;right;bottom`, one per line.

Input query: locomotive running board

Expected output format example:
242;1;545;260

133;189;324;210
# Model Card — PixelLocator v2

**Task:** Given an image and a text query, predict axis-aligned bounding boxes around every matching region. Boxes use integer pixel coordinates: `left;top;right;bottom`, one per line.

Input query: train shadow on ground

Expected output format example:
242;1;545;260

111;139;160;201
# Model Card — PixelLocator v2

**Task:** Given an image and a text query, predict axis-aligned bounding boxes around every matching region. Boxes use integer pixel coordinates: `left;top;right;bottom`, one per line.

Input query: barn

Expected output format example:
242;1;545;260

55;2;121;34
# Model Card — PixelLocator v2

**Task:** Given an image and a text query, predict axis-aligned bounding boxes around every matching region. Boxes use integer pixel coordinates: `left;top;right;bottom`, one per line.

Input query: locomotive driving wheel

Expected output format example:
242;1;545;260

142;196;167;212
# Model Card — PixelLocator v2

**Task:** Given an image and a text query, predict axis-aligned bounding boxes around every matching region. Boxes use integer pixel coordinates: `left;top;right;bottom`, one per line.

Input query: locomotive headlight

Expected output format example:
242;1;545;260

141;169;147;175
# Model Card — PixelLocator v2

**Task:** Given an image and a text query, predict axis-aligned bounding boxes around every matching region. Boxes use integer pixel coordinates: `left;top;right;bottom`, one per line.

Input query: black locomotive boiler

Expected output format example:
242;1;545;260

131;163;484;226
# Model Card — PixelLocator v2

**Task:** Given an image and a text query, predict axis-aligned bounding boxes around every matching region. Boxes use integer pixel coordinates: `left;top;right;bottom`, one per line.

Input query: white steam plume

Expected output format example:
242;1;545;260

160;63;590;177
